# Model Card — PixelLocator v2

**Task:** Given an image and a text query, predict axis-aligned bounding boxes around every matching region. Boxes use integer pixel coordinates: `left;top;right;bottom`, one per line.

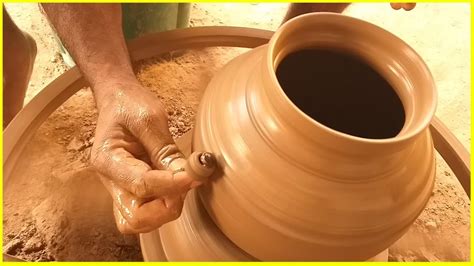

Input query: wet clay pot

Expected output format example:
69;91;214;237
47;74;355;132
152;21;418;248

191;13;437;261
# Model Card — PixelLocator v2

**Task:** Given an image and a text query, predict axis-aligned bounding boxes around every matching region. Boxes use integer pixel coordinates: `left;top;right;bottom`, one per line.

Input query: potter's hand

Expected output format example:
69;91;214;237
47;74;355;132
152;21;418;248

41;4;197;233
90;81;201;234
390;3;416;11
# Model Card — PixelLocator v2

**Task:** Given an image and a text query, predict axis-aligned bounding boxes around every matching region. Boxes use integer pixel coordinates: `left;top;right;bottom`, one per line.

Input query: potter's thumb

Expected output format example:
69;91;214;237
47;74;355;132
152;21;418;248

141;169;197;197
148;142;185;171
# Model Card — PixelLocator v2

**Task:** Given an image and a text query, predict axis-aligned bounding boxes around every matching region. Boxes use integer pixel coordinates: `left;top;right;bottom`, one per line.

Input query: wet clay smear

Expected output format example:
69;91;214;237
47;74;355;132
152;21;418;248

276;49;405;139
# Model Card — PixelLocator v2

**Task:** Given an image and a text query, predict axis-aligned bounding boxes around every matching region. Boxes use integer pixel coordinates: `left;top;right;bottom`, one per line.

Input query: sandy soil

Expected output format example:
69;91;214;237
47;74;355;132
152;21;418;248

3;3;470;262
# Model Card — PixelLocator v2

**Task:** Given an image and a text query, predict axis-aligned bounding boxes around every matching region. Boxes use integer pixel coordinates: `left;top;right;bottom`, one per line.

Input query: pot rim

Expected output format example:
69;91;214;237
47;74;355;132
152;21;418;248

265;12;437;146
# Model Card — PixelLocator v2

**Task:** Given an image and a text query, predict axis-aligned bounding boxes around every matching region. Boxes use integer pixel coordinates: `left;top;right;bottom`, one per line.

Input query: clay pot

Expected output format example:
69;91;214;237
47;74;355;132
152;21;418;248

192;13;436;261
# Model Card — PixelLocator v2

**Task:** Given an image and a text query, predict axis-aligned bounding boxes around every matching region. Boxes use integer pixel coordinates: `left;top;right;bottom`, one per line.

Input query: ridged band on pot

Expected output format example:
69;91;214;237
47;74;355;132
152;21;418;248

192;13;437;261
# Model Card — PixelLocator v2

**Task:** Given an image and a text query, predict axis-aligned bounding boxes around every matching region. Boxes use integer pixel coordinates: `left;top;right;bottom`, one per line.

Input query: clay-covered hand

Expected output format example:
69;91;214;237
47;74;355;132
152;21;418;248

90;80;201;234
390;3;416;11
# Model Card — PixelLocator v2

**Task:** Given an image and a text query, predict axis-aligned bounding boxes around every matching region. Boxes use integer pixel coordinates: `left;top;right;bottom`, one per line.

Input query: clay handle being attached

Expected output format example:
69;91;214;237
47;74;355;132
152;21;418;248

167;151;217;182
184;152;217;182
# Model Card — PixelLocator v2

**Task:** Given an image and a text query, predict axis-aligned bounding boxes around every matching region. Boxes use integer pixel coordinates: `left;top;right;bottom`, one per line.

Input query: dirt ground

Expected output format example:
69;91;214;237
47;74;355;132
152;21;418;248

3;3;470;261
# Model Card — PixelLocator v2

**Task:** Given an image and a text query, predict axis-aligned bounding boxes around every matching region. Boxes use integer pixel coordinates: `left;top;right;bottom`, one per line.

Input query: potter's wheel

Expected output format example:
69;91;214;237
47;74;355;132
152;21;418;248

4;26;470;261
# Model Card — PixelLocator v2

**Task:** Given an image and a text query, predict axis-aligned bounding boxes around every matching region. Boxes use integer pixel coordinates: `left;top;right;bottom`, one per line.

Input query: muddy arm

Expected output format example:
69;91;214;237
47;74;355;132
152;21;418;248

41;4;136;108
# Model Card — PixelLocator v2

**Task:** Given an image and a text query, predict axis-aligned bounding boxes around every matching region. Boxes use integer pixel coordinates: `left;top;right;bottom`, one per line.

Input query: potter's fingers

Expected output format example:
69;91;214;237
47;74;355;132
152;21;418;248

108;181;152;233
123;104;181;170
146;141;184;171
92;144;150;191
123;109;188;172
106;177;185;232
112;203;159;234
93;146;195;198
140;169;198;197
163;193;187;211
130;194;185;229
100;175;145;223
112;203;140;234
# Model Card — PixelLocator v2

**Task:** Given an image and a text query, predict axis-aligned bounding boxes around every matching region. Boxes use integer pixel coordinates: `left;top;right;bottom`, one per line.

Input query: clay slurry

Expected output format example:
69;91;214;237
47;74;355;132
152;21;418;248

276;49;405;139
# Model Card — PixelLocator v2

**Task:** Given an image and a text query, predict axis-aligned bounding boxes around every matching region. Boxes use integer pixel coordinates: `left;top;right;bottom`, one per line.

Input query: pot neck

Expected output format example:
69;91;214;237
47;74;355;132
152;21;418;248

252;13;436;157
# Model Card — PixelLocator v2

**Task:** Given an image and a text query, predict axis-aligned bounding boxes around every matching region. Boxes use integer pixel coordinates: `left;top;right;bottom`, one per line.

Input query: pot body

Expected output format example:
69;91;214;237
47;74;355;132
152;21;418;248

192;13;437;261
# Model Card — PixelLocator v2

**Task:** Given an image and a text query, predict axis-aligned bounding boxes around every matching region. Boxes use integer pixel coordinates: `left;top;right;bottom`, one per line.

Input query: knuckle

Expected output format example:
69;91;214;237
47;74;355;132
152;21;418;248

134;105;163;127
130;179;149;198
137;112;154;128
140;106;167;125
126;108;164;136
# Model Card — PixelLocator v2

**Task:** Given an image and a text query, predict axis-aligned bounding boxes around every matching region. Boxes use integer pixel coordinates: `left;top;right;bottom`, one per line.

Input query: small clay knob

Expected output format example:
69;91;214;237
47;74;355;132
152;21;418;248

185;152;217;182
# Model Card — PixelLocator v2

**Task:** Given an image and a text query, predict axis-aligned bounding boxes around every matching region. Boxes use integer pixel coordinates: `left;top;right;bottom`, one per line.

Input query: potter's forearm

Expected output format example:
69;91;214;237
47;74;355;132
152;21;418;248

42;4;137;108
43;4;195;234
